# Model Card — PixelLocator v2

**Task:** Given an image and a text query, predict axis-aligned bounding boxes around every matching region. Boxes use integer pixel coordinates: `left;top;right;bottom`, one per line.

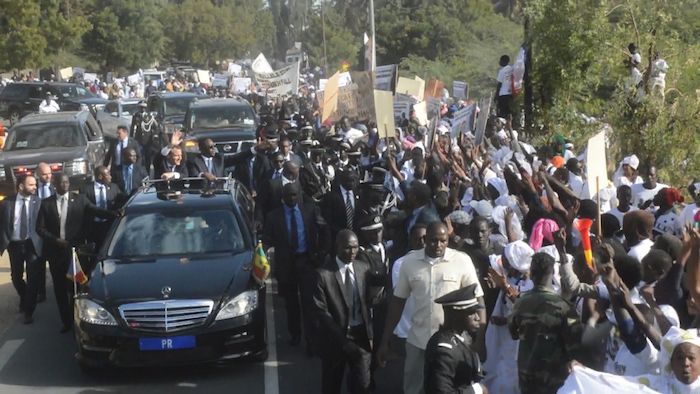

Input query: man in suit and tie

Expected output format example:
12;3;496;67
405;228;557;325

279;136;303;167
187;138;267;180
78;166;121;267
0;174;43;324
154;131;190;180
255;160;299;227
35;162;54;302
104;126;141;169
37;173;119;333
321;170;359;244
264;183;330;355
111;147;149;198
314;230;373;394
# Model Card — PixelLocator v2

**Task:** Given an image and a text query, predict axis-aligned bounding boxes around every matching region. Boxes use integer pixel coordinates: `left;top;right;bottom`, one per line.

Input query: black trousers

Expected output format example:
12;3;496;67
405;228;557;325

8;240;40;314
37;257;46;296
497;94;513;118
48;248;75;327
321;325;372;394
277;253;318;346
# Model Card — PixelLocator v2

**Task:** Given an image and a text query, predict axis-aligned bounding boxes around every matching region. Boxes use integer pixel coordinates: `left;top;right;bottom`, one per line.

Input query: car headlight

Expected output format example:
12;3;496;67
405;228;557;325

63;159;87;176
0;166;5;181
215;290;258;321
76;299;118;326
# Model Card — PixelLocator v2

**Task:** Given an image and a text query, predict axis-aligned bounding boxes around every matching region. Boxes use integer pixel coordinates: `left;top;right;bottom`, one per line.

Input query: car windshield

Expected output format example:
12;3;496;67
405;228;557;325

163;97;195;117
121;103;139;116
106;209;246;258
190;106;255;129
56;85;96;98
4;124;86;150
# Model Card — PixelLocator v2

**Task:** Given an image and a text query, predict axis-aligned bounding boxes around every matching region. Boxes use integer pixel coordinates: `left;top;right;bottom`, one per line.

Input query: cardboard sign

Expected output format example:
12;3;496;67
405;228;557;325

586;130;608;198
394;93;418;105
227;62;242;76
318;78;328;91
256;63;300;97
375;64;396;91
106;72;113;84
213;74;229;88
426;97;441;118
451;103;476;138
413;101;428;126
252;53;274;74
321;72;340;122
423;78;444;101
394;101;411;125
374;90;395;139
474;96;492;146
196;70;211;85
127;73;140;86
316;72;375;122
396;77;423;101
453;81;469;100
84;73;97;83
59;67;73;80
414;76;426;101
232;77;251;92
338;72;352;87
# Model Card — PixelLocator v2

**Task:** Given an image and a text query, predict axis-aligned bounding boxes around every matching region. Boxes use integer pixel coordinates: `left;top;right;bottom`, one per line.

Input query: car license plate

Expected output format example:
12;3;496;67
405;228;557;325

139;336;195;351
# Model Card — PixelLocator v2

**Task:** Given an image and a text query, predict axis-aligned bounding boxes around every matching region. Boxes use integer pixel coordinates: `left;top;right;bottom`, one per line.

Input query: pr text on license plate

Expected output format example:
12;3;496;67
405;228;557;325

139;336;196;351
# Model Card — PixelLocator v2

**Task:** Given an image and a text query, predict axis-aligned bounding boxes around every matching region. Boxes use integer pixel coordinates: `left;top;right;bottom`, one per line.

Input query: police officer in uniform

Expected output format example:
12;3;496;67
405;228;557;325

424;284;487;394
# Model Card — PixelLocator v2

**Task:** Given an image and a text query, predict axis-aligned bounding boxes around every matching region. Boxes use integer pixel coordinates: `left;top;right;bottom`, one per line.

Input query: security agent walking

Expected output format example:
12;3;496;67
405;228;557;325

37;173;119;333
0;174;43;324
424;284;487;394
314;230;373;394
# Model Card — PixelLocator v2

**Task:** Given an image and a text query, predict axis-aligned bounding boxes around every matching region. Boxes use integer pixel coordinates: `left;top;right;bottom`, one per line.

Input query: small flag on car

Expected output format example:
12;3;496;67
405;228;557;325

67;248;88;285
252;242;270;285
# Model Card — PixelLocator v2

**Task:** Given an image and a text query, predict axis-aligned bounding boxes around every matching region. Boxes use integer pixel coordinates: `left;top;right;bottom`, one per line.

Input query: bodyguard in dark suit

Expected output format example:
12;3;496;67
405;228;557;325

232;123;278;195
263;183;330;355
35;162;55;302
314;230;373;394
321;170;359;244
0;174;42;324
78;166;120;268
112;147;149;197
255;159;299;226
104;125;141;168
37;173;119;333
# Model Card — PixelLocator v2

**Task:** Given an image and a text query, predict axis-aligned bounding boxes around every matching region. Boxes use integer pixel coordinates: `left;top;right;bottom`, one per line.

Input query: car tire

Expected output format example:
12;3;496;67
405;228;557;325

250;349;269;363
9;109;20;126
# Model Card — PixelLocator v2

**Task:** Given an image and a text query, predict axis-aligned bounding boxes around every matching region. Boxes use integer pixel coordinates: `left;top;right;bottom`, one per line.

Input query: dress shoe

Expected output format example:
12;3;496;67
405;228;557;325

59;324;72;334
22;315;33;325
289;336;301;346
37;294;46;303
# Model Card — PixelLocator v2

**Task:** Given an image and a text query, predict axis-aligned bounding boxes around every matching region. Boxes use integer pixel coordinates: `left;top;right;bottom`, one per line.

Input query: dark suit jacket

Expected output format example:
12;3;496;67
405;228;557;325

0;194;43;256
263;202;330;281
314;257;373;356
111;164;149;196
357;244;390;306
36;193;115;257
153;151;190;180
254;177;285;224
104;137;142;168
320;188;359;242
78;182;121;226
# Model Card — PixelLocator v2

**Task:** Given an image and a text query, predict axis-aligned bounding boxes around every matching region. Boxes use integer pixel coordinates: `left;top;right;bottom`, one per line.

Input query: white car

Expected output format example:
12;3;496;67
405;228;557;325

95;99;141;140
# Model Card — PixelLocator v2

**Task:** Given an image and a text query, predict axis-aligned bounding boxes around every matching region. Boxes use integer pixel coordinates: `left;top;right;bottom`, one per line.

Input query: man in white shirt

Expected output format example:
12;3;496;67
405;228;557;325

630;164;667;210
496;55;514;118
38;92;60;114
608;185;637;228
377;222;485;394
649;51;669;98
392;224;427;340
680;181;700;227
337;116;364;145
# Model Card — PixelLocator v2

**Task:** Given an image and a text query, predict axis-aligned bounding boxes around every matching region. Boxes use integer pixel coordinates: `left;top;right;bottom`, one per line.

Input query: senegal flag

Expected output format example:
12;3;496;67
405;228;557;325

252;242;270;285
67;248;88;285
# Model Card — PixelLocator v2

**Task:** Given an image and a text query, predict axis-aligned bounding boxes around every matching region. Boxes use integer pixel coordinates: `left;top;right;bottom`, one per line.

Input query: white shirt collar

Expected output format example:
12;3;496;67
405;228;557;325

340;185;353;197
335;257;354;275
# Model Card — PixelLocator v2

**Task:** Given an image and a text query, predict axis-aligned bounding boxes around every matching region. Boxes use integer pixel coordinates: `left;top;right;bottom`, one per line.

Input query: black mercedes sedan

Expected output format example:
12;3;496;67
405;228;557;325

74;177;266;373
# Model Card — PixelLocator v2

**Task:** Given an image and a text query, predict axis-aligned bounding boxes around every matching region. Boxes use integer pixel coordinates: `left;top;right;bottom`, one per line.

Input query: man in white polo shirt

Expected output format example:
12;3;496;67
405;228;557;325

377;221;484;394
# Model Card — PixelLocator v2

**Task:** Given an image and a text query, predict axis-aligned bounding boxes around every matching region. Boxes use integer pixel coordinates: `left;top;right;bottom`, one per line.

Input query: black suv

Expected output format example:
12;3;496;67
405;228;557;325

0;111;106;198
145;92;209;151
0;82;100;125
74;177;267;372
182;98;258;172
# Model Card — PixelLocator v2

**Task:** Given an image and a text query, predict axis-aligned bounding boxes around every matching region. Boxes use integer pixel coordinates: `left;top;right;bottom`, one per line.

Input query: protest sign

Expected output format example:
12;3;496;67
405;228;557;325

212;74;229;88
197;70;211;85
374;90;395;139
393;101;410;125
414;76;426;101
586;130;608;199
127;73;140;86
318;78;328;91
316;72;375;122
338;72;352;87
252;53;274;74
374;64;396;91
453;81;469;100
256;63;300;97
424;78;444;101
227;62;242;76
474;96;491;146
73;67;85;80
59;67;73;81
396;77;423;101
451;103;476;138
394;92;418;105
413;101;428;126
232;77;251;93
84;73;97;83
321;72;340;122
426;97;441;118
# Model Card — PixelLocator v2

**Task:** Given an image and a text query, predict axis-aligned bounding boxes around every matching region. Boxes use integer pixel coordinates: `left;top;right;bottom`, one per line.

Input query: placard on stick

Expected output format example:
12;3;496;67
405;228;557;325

374;90;395;139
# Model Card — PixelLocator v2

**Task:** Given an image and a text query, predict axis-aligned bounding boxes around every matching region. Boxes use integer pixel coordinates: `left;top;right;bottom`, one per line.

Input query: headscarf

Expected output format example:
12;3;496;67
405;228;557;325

660;327;700;378
504;241;534;273
550;156;565;168
623;210;655;242
553;134;566;157
492;205;525;241
529;218;559;251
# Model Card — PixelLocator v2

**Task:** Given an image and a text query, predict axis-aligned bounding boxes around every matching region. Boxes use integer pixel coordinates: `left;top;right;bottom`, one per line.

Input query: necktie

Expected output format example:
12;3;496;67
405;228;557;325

99;186;106;209
289;207;299;253
59;196;67;240
206;157;213;174
125;166;133;194
345;266;355;322
345;191;354;229
19;198;28;240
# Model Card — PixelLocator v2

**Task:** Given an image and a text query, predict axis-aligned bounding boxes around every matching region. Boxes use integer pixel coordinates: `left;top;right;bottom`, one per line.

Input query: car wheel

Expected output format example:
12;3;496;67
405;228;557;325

9;109;20;126
250;348;269;362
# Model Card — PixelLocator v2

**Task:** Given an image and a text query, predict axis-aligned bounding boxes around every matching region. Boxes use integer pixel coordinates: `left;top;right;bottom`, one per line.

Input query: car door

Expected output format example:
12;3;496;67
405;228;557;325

98;101;121;138
26;85;44;114
84;115;107;168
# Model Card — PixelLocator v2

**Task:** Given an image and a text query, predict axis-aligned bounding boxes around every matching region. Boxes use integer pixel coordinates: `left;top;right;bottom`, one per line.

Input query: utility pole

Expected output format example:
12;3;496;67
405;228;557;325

322;1;328;76
524;1;533;137
369;0;376;71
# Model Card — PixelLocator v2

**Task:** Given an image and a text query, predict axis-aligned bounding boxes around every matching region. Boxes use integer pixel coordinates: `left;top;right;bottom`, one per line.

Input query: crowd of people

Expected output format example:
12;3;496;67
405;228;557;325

3;50;699;394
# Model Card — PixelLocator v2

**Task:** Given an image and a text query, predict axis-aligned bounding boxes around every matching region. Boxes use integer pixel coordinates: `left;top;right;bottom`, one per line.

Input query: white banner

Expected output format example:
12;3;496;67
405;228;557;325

232;77;252;93
338;72;352;88
227;63;242;76
255;63;299;97
127;73;140;86
375;64;396;91
453;81;469;100
196;70;211;85
451;103;476;138
252;53;274;74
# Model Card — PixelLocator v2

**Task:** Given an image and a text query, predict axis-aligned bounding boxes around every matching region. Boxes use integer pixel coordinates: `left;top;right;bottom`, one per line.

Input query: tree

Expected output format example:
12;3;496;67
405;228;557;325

303;8;360;73
82;0;164;71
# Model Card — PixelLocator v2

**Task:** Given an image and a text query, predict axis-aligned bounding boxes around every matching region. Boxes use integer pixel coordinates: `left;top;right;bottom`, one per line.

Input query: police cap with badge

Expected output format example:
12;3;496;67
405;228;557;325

358;214;383;233
434;284;484;315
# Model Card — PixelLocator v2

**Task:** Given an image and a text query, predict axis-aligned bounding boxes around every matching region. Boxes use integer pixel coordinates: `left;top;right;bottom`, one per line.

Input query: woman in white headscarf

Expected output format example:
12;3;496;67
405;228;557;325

482;241;535;393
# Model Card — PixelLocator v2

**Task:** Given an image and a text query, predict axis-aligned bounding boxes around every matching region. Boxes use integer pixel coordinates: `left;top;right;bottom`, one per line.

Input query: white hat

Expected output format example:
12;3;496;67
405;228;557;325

437;124;450;135
469;200;493;220
622;154;640;170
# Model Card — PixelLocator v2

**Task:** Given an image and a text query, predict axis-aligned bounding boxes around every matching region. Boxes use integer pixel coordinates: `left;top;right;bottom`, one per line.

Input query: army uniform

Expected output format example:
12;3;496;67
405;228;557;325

507;285;578;394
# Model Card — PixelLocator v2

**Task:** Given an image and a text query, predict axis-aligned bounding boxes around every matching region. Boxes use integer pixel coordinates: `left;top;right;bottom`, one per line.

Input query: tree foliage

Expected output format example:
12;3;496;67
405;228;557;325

303;8;359;73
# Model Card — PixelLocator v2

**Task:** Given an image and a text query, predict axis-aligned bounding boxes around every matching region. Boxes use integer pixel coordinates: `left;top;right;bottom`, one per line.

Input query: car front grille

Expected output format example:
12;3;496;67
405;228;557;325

215;140;255;155
118;300;214;333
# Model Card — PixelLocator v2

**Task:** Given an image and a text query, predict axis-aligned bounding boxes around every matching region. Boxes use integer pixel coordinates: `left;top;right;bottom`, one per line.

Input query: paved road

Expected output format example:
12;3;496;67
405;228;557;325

0;274;405;393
